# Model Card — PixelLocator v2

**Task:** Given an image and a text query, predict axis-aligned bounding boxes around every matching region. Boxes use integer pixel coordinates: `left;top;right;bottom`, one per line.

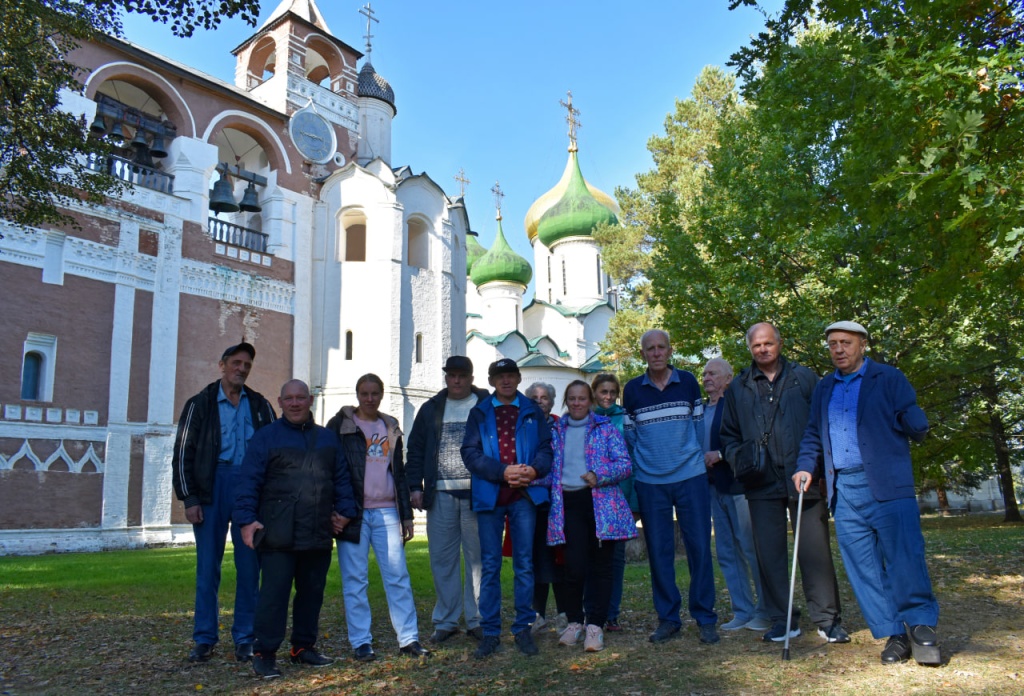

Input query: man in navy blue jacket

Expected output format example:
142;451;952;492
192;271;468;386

461;358;552;659
235;380;358;679
794;321;940;666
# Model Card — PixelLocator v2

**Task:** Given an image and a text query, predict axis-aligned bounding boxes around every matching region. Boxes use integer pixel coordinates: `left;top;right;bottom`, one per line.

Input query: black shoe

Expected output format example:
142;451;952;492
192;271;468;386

473;635;501;659
290;646;334;666
188;643;214;663
698;623;720;645
353;643;376;662
430;627;459;644
881;634;911;664
649;621;681;643
400;641;431;657
466;626;485;641
514;630;539;656
907;624;941;665
252;652;281;679
762;622;801;643
817;621;851;644
234;642;253;662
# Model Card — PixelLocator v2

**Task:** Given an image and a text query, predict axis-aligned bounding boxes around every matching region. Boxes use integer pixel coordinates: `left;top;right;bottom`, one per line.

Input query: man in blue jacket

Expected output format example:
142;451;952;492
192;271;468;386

235;380;358;679
461;358;552;659
794;321;940;666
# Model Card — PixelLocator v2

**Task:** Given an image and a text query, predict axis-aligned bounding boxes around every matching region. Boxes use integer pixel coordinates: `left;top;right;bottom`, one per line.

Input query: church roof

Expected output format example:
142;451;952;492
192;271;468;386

525;298;613;317
525;150;619;246
470;217;532;288
579;351;611;373
466;232;487;275
358;60;396;111
260;0;331;32
517;353;571;369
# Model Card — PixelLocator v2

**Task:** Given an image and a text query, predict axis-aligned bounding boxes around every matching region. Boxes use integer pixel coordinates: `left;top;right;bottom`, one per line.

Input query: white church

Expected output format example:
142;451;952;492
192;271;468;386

0;0;619;553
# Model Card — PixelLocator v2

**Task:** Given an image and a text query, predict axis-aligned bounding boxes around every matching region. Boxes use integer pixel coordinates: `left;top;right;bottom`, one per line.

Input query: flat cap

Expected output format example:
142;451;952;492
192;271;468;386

825;321;869;339
221;341;256;360
443;355;474;374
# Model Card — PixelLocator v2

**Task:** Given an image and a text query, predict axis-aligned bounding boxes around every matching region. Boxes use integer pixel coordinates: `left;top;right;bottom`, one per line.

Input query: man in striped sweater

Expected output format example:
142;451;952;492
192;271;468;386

623;329;719;646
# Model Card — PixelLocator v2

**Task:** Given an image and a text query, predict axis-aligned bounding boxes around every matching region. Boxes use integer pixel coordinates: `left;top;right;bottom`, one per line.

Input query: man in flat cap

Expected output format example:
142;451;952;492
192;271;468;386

794;321;940;665
406;356;490;644
461;358;553;658
172;341;276;663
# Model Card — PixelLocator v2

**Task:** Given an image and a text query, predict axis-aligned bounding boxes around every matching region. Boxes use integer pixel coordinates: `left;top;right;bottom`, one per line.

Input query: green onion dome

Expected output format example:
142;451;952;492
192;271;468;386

534;151;618;248
525;150;619;246
470;217;533;288
466;232;487;275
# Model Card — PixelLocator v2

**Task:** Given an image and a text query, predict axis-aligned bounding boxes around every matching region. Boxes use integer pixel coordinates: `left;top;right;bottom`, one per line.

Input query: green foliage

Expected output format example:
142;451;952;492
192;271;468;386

0;0;260;230
634;2;1024;516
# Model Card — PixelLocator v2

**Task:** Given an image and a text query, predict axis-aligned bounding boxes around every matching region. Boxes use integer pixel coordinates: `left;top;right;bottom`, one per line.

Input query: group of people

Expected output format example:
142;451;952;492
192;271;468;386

172;318;941;680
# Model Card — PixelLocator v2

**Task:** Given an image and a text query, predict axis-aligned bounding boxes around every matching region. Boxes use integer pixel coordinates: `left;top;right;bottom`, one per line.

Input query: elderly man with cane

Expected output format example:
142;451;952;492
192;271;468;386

794;321;940;665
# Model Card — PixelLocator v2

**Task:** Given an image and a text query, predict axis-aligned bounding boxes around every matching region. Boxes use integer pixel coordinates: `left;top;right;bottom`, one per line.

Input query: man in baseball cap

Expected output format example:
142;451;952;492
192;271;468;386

406;356;489;644
462;356;552;658
795;321;940;665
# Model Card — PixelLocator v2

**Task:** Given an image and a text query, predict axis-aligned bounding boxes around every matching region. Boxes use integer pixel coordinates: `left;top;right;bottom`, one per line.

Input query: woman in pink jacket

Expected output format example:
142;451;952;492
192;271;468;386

546;380;637;652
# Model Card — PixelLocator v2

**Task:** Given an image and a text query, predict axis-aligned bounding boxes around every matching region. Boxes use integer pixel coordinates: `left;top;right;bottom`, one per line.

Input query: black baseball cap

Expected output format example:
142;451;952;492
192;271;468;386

488;358;520;377
221;342;256;360
443;356;474;374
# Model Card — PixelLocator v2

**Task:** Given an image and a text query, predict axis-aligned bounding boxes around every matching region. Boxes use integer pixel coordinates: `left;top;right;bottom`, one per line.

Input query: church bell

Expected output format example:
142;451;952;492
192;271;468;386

209;177;240;214
238;181;262;212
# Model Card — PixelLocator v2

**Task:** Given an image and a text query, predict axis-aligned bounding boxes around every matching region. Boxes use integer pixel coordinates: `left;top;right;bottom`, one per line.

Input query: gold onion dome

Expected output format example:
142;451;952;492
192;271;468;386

470;216;533;287
524;150;619;246
466;233;487;275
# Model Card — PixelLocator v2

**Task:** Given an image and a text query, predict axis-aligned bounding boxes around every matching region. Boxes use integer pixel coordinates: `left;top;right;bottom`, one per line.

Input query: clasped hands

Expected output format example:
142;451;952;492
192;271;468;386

503;463;538;488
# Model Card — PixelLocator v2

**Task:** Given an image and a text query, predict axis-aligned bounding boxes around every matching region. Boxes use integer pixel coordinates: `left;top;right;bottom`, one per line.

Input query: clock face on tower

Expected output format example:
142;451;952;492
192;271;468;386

289;109;336;164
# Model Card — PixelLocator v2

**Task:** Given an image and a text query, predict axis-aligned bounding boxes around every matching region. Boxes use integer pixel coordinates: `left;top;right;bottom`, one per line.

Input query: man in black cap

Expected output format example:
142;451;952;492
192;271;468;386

461;358;552;658
406;356;490;644
172;341;276;663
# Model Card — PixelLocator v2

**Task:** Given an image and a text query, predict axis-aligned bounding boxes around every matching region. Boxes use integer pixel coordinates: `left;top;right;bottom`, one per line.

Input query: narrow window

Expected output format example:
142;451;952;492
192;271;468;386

345;225;366;262
562;258;568;296
21;352;43;400
345;331;353;360
596;255;603;295
407;219;429;269
415;333;423;363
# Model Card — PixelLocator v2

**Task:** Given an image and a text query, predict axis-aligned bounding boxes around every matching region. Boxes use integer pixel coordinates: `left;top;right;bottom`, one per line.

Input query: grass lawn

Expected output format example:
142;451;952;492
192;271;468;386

1;513;1022;695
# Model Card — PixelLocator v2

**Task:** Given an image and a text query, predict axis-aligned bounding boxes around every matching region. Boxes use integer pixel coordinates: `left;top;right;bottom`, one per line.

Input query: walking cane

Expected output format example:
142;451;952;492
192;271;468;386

782;485;805;661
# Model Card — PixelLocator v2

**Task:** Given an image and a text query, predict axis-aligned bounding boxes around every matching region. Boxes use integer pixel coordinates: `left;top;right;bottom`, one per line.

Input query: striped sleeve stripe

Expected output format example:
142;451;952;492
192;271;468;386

177;402;196;498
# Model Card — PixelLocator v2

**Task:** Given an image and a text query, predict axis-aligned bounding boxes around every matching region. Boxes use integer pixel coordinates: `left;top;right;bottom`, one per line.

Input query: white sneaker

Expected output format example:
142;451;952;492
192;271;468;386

530;613;547;635
559;622;584;646
584;624;604;652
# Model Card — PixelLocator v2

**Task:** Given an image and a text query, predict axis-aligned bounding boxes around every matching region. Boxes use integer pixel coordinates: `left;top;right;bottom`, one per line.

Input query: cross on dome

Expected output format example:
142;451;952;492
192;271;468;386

491;182;504;220
359;3;378;59
560;90;581;152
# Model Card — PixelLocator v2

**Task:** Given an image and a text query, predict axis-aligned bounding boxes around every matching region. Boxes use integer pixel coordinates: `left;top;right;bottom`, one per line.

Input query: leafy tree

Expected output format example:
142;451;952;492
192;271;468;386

640;2;1023;520
595;66;742;378
0;0;260;229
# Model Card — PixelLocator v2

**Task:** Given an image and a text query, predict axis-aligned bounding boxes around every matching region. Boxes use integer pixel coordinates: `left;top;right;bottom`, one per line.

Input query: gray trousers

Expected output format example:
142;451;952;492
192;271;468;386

427;492;482;631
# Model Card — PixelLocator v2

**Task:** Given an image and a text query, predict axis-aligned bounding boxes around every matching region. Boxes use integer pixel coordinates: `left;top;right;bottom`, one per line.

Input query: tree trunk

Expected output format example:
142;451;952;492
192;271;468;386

936;487;950;513
982;372;1022;523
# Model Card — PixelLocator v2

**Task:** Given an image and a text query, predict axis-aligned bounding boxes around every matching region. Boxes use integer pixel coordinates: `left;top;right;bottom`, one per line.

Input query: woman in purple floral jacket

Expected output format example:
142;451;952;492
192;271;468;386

545;380;637;653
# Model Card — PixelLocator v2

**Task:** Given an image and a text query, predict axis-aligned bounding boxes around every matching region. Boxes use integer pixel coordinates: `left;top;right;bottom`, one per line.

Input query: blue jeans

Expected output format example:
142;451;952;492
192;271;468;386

636;477;717;626
607;541;626;622
833;468;939;638
709;487;769;623
337;507;420;648
477;497;536;636
193;465;259;646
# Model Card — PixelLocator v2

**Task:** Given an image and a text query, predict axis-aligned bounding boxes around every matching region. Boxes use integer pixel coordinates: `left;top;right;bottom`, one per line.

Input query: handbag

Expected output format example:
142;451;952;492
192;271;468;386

729;368;785;489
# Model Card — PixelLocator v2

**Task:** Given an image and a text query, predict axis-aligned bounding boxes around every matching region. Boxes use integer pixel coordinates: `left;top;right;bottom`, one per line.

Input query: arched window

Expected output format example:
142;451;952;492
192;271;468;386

345;331;353;360
407;218;429;269
21;352;43;400
562;257;568;296
415;333;423;363
345;224;366;262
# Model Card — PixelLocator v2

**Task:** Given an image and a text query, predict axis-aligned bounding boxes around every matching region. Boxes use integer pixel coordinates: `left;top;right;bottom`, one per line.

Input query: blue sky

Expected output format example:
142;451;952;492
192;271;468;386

123;1;780;297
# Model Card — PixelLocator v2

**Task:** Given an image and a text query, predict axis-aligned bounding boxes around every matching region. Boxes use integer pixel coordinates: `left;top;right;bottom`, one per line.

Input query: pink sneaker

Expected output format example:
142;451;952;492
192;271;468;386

584;624;605;652
559;622;584;646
